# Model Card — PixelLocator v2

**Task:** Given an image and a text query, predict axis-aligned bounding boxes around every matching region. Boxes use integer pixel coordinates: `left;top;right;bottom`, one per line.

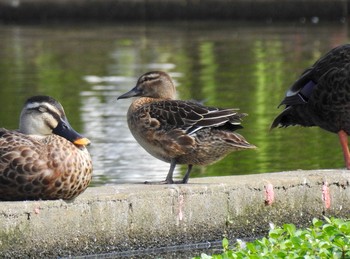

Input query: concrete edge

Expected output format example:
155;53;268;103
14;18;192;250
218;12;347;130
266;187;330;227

0;169;349;257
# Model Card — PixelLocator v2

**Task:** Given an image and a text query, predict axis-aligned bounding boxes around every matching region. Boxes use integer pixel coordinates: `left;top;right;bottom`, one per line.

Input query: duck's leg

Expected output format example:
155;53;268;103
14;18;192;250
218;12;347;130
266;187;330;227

338;130;350;169
168;162;193;184
179;164;193;184
147;160;190;184
144;159;176;184
164;159;177;184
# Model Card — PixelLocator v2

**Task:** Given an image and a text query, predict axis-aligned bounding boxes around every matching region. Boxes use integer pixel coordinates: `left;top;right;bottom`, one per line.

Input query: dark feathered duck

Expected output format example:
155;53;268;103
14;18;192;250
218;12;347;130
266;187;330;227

0;95;92;201
118;71;256;184
271;44;350;169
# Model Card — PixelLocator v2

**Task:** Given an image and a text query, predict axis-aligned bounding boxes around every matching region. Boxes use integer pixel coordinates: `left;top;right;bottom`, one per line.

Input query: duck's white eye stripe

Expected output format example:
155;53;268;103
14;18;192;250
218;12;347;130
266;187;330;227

147;73;159;79
25;102;62;124
142;73;160;82
25;102;41;110
26;102;59;114
42;103;60;114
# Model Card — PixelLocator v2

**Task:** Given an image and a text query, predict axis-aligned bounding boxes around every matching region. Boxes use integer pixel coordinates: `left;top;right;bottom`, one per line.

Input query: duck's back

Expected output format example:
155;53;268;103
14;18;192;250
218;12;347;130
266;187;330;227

287;44;350;97
0;129;92;201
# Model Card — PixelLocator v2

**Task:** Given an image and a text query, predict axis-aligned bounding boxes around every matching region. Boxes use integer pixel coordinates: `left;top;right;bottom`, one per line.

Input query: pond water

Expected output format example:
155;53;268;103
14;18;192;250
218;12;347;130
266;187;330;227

0;21;348;186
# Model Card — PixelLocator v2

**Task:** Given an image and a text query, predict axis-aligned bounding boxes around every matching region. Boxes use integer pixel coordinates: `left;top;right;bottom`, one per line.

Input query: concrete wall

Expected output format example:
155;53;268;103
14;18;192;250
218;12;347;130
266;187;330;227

0;0;347;22
0;169;349;257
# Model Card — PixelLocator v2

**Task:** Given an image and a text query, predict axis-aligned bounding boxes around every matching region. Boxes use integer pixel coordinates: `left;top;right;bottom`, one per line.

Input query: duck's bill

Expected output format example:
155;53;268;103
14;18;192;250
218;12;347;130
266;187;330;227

53;118;91;146
73;137;91;146
117;86;141;99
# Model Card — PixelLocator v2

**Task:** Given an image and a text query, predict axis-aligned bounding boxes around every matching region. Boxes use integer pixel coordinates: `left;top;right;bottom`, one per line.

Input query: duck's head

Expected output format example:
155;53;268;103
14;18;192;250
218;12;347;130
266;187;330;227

19;95;90;146
117;71;176;100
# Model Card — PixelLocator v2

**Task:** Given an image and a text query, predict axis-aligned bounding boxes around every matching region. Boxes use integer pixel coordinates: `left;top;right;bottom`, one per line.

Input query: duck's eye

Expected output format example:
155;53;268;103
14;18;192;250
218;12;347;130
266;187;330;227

38;106;48;113
141;77;151;83
142;74;159;82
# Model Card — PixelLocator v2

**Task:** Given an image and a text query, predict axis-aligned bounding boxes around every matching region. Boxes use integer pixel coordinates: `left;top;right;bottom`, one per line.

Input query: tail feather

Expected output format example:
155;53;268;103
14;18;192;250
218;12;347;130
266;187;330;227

270;110;287;130
270;106;314;130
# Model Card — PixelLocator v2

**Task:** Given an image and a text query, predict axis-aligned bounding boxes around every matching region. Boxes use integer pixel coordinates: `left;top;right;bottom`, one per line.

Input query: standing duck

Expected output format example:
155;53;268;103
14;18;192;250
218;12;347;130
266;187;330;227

118;71;256;184
0;95;92;201
271;44;350;169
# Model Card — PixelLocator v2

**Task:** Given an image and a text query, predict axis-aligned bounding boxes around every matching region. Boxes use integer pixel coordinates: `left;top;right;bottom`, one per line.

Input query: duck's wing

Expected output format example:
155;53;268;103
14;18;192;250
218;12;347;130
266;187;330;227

312;65;350;110
271;64;350;130
0;130;45;199
280;44;350;107
148;100;246;135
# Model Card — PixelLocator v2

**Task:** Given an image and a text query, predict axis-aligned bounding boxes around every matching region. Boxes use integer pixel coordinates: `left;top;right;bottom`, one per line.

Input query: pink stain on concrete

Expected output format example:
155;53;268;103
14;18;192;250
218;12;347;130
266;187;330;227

177;194;184;221
264;183;274;205
322;181;331;209
34;203;40;214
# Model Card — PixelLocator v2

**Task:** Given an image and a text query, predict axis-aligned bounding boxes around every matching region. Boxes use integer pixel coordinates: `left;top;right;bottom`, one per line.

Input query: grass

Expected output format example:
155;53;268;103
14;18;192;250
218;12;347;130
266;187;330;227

194;217;350;259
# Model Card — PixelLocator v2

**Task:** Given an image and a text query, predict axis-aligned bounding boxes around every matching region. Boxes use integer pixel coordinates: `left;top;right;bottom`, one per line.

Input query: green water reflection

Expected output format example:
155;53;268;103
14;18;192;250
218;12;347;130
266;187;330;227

0;22;348;185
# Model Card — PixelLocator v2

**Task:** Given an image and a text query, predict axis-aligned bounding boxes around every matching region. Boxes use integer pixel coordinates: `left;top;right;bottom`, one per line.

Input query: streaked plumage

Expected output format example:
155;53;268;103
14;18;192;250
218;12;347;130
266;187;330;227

271;44;350;169
118;71;256;184
0;95;92;201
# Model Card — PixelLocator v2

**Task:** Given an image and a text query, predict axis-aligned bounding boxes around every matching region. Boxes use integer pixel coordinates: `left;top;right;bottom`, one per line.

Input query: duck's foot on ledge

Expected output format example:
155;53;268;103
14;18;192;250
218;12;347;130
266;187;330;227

144;179;188;184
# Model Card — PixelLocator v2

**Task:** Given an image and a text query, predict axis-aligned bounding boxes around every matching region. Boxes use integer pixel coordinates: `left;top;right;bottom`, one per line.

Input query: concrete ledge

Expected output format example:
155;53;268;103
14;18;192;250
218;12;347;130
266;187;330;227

0;170;349;257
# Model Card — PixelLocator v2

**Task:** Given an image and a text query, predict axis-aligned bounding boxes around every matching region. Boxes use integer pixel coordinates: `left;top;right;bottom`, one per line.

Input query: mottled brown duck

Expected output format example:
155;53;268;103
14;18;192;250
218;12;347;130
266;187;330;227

271;44;350;169
118;71;256;184
0;95;92;201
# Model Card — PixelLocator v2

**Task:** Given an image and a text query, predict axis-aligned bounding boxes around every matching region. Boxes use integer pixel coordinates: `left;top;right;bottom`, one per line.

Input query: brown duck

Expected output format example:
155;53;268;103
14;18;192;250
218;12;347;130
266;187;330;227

0;95;92;201
271;44;350;169
118;71;256;184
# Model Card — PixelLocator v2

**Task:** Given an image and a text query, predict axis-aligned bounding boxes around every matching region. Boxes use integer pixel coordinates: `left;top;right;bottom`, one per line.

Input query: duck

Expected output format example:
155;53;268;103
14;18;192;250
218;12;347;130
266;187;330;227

0;95;92;201
271;44;350;169
117;71;256;184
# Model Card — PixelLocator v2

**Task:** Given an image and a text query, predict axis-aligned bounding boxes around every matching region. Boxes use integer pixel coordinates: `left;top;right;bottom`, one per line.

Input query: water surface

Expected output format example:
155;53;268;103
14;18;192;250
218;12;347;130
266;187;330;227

0;21;348;185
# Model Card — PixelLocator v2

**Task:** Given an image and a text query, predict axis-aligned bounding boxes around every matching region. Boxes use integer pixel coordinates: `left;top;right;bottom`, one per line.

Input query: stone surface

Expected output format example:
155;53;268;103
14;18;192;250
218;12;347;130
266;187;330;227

0;169;349;257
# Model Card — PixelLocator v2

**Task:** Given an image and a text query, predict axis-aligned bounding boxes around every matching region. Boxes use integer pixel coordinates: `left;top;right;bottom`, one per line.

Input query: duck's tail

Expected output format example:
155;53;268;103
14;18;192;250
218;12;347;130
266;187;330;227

270;106;315;130
270;107;291;130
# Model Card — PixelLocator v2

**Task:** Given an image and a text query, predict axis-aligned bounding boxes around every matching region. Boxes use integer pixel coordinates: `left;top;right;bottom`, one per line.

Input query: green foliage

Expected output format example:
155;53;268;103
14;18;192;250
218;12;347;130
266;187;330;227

194;217;350;259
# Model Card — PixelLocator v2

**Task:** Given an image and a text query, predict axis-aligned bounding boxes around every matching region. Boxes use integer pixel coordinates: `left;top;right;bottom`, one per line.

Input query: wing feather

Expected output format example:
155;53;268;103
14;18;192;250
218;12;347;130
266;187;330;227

146;100;245;135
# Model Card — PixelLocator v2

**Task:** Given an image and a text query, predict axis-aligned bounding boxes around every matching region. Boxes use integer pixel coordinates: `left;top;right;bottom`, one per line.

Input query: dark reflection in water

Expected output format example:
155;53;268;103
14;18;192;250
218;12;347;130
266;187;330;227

0;22;348;186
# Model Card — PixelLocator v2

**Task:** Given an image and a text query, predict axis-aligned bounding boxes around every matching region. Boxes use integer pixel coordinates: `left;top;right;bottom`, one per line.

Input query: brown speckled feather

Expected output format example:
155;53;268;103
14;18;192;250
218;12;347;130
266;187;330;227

0;96;92;200
128;98;253;164
0;130;92;201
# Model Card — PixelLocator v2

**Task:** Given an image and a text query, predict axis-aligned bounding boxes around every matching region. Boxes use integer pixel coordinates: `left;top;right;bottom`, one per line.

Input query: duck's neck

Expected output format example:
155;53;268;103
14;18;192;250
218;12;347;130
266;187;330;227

19;114;51;136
